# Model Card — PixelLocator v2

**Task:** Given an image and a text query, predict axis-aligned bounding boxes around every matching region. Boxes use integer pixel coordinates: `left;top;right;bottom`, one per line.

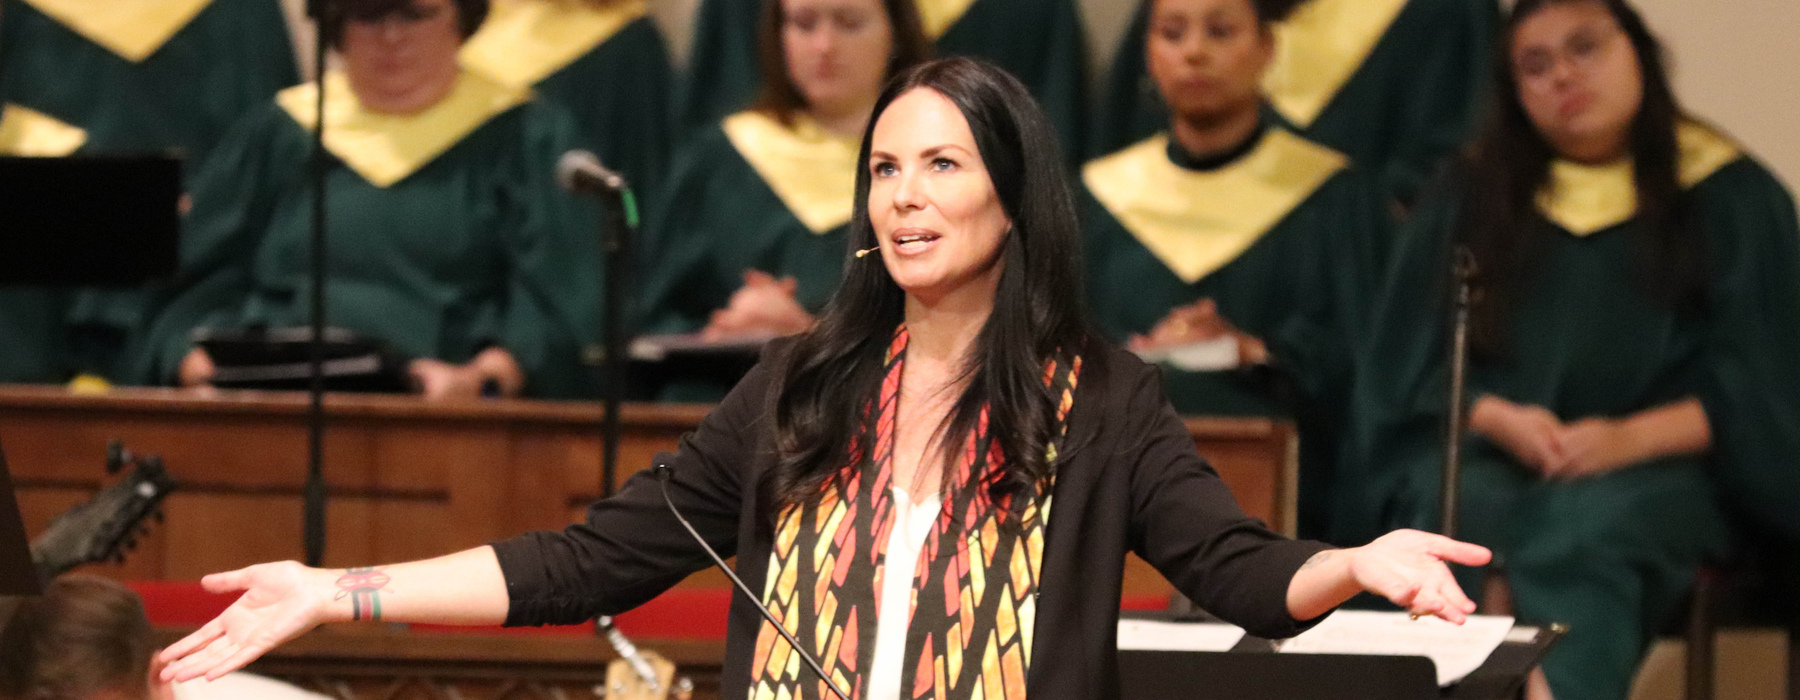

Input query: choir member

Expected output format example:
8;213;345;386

0;0;298;385
1082;0;1390;540
1346;1;1800;696
137;0;605;399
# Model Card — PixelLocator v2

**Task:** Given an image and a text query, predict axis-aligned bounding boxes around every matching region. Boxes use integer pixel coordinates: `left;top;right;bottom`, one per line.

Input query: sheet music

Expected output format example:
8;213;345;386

1116;619;1246;652
628;333;773;361
1276;611;1514;686
1131;337;1240;371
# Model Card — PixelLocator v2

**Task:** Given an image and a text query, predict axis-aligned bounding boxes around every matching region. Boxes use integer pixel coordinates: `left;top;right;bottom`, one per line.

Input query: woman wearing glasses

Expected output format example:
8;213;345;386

138;0;604;399
1349;1;1800;697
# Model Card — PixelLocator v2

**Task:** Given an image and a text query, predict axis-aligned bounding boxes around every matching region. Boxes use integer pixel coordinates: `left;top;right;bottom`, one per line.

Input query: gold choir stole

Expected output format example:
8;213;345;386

277;70;529;188
750;328;1082;700
18;0;213;63
1536;121;1744;236
723;111;862;235
1261;0;1409;128
459;0;648;89
914;0;978;40
0;104;86;156
1083;129;1348;284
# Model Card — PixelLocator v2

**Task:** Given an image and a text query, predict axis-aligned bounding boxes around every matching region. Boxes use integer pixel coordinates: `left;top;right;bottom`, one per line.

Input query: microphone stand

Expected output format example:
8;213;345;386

302;0;331;568
1439;247;1477;539
597;181;635;498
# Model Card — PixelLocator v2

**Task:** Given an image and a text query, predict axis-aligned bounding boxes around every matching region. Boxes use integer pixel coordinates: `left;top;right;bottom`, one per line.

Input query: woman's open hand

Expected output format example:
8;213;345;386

1349;530;1491;623
1287;530;1491;624
157;562;339;683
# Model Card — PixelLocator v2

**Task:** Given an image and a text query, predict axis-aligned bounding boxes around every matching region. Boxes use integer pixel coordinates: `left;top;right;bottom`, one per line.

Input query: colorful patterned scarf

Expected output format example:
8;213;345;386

750;327;1082;700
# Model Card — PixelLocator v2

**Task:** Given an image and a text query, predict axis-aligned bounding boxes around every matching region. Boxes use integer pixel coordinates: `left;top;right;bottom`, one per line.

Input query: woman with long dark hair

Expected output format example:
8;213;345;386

153;59;1488;700
1082;0;1391;543
1346;0;1800;696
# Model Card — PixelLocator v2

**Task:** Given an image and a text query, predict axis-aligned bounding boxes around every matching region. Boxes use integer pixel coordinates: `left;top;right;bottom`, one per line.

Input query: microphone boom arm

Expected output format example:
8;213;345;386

653;460;851;700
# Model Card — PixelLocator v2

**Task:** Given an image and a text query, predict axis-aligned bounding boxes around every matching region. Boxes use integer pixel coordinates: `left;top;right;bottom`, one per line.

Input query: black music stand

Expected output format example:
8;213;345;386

1118;620;1564;700
0;155;181;287
1121;650;1439;700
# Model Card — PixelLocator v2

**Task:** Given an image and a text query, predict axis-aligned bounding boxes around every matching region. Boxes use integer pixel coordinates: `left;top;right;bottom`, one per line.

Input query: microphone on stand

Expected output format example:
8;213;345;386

557;150;635;498
651;453;852;700
557;150;628;195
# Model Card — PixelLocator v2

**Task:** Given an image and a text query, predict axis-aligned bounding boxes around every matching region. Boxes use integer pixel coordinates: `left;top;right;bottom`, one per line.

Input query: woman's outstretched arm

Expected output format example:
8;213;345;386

157;546;508;682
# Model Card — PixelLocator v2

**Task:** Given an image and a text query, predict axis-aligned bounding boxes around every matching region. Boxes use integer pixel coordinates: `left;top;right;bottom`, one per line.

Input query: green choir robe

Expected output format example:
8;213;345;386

135;71;605;399
673;0;1087;158
1344;123;1800;700
0;0;298;384
1081;121;1390;540
635;110;857;398
459;0;673;193
1090;0;1496;205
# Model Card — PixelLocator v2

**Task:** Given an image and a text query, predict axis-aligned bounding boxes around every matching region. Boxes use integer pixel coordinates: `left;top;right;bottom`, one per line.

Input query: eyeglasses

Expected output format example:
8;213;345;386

347;3;447;30
1513;23;1625;81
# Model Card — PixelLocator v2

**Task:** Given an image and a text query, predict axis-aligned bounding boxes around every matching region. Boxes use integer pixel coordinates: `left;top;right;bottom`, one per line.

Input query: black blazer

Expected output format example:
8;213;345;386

492;340;1332;699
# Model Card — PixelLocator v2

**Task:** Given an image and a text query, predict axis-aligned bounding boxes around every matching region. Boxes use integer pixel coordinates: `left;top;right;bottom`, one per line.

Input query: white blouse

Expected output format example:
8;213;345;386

864;487;945;700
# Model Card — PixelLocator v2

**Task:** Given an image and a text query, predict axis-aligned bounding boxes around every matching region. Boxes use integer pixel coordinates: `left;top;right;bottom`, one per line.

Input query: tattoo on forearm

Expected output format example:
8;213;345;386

1299;550;1335;571
334;567;391;622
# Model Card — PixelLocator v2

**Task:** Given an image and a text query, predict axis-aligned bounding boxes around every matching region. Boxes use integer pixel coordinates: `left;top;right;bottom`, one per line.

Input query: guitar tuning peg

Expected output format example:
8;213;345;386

106;441;129;475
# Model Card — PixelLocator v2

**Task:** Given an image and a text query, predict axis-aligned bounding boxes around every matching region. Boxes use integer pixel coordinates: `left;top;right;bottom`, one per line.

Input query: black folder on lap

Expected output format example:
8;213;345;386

0;155;181;287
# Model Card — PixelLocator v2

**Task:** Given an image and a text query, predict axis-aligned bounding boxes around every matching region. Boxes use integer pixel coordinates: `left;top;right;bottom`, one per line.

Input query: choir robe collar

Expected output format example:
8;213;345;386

721;109;860;234
1537;120;1744;236
459;0;647;89
0;104;86;156
277;69;530;188
1084;124;1347;284
1262;0;1409;128
917;0;978;38
20;0;214;63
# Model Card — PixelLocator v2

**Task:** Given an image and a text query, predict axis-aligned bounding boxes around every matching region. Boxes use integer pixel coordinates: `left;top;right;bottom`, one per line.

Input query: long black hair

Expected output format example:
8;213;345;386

766;58;1095;518
1459;0;1703;356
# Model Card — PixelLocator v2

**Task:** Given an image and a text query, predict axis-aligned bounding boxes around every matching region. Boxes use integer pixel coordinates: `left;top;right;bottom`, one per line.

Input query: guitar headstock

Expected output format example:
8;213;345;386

597;616;691;700
604;649;685;700
29;441;178;578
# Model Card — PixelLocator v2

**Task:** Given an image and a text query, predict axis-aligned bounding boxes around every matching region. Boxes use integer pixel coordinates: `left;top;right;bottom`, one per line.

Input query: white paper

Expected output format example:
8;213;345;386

1276;611;1514;686
628;332;772;361
1132;337;1240;371
1116;619;1246;652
